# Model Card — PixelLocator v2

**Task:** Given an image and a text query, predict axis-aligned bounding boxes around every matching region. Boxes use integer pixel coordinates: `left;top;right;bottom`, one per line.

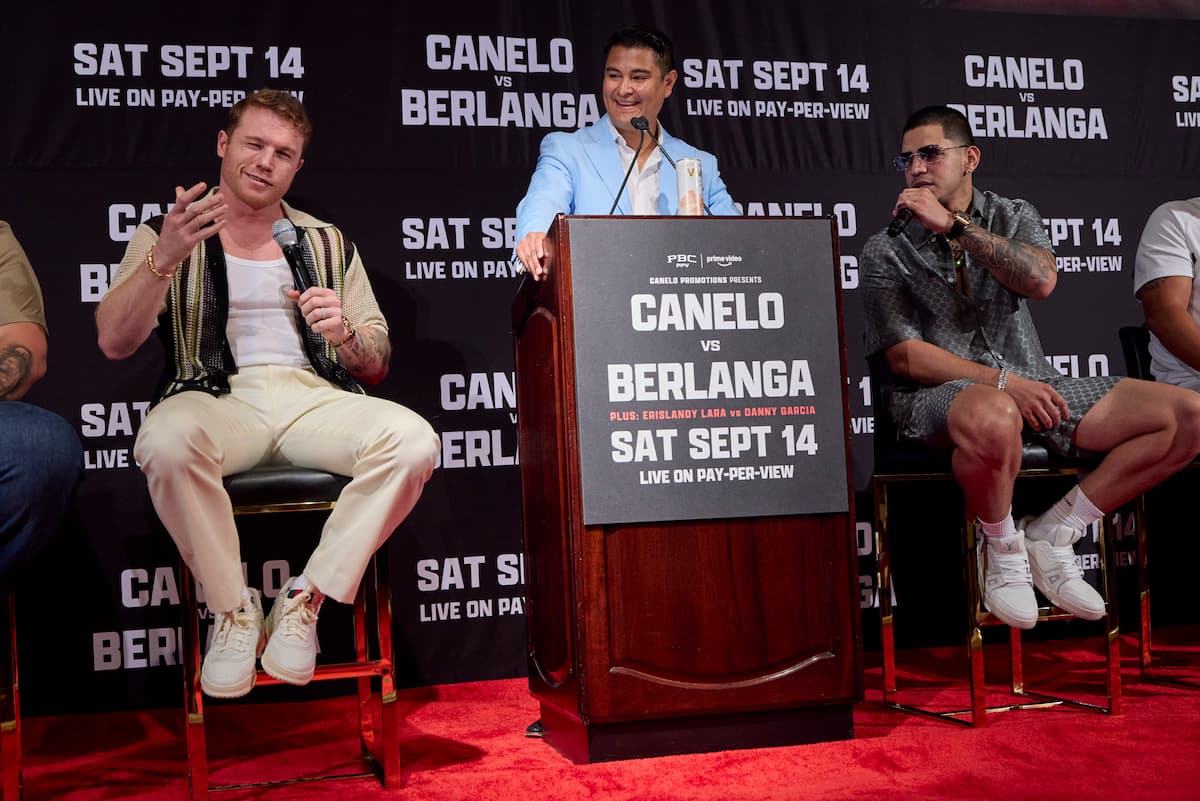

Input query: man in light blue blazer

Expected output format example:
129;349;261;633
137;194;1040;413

514;25;739;281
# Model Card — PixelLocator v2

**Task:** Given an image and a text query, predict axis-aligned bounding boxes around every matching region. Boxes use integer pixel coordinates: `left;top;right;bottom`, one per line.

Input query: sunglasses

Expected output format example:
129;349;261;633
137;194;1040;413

893;144;969;172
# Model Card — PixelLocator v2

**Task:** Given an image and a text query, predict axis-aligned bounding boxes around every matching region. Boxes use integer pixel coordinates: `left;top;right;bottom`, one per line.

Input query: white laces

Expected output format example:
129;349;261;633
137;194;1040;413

1046;544;1084;581
276;593;319;642
211;607;258;653
989;548;1033;586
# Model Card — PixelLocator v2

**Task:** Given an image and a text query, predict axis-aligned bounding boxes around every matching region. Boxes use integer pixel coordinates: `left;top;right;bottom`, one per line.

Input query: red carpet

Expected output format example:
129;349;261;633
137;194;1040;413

20;629;1200;801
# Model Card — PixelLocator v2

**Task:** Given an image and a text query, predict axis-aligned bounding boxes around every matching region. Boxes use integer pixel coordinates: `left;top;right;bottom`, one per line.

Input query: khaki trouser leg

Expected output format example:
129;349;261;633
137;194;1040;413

133;378;274;613
274;369;440;603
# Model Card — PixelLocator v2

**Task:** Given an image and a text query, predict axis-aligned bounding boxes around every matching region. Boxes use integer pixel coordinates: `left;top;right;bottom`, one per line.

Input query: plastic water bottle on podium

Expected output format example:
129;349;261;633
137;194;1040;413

676;157;703;216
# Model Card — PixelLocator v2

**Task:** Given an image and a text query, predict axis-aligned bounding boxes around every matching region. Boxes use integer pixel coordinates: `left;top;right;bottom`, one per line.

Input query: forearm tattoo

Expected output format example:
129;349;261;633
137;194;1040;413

0;344;33;400
959;224;1056;296
339;325;390;383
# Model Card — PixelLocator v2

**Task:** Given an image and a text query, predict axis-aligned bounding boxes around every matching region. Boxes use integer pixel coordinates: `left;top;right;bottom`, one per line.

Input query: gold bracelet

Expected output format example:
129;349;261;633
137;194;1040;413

146;244;172;279
331;317;356;348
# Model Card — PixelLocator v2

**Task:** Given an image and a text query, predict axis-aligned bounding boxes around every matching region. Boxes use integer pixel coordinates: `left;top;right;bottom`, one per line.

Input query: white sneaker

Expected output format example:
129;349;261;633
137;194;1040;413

261;577;320;686
979;531;1038;629
200;588;265;699
1023;522;1106;621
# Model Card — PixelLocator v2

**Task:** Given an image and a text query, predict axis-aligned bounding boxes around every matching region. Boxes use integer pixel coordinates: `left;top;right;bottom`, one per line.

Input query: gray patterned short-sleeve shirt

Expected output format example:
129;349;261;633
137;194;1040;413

862;187;1058;376
861;188;1116;453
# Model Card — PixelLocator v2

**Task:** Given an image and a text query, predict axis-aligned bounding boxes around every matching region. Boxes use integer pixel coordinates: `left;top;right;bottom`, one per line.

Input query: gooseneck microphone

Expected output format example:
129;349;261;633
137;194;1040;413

271;218;312;292
636;116;712;215
608;123;646;215
887;208;914;238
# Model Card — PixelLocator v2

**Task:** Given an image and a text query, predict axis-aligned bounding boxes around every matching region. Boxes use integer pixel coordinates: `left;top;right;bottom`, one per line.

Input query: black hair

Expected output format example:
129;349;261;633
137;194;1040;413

903;105;975;146
604;26;675;74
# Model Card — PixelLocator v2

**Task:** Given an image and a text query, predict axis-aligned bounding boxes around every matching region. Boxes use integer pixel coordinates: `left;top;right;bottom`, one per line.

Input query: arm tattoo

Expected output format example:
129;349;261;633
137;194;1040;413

0;344;33;400
959;224;1056;296
338;325;391;383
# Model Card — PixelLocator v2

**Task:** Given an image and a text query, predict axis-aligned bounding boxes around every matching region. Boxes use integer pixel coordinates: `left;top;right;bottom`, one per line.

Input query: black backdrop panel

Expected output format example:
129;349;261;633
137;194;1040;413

2;1;1198;715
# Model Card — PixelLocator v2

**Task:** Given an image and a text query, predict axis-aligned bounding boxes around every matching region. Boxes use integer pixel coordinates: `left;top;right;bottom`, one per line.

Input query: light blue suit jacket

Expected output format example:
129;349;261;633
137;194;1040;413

515;115;738;241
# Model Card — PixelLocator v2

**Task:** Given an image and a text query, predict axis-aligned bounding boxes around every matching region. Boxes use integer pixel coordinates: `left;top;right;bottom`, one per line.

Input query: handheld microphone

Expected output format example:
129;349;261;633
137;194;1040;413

271;218;312;292
637;116;712;215
887;208;914;238
608;124;646;215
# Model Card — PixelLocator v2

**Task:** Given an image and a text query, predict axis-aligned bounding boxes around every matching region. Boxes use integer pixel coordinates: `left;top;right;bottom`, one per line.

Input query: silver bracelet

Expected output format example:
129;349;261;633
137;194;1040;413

997;367;1009;391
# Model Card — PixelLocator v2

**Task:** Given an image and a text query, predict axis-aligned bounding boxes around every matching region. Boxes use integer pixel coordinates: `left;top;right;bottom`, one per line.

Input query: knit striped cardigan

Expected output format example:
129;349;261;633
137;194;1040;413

146;214;363;404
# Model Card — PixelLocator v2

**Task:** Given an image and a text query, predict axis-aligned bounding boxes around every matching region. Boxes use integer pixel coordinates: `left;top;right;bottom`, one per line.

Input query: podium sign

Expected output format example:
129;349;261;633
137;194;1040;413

569;217;847;525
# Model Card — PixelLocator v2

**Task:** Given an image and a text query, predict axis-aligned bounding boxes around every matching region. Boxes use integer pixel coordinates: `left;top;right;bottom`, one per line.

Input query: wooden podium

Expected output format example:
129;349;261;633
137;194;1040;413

512;214;860;763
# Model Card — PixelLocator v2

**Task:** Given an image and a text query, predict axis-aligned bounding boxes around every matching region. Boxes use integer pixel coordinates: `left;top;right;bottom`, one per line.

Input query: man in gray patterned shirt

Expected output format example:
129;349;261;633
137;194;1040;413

862;105;1200;629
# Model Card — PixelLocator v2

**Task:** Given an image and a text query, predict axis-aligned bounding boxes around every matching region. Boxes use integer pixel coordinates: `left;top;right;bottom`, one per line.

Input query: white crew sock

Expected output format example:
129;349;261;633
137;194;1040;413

1026;485;1103;542
979;509;1017;539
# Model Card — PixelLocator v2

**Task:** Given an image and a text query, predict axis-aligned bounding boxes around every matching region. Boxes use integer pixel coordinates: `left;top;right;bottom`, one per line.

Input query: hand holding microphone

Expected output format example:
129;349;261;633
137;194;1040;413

887;187;952;238
285;281;349;345
289;286;346;342
273;218;351;344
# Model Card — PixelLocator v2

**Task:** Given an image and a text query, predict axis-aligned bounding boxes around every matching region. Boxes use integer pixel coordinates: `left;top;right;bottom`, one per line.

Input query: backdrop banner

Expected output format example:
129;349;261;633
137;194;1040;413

2;0;1197;714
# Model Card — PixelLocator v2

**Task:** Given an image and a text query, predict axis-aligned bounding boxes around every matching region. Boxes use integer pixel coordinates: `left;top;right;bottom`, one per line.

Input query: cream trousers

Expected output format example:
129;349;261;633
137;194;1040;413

134;365;439;611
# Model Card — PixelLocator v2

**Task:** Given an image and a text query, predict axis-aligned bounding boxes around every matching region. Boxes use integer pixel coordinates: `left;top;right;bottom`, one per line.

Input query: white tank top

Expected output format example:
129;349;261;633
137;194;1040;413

223;253;310;369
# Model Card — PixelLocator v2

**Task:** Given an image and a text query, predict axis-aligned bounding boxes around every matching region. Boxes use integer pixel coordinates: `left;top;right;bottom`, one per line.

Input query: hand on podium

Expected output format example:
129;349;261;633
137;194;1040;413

515;232;555;281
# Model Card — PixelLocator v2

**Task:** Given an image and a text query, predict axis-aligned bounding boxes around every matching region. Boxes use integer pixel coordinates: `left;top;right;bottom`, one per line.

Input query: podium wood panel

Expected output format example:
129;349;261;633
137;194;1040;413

513;215;860;762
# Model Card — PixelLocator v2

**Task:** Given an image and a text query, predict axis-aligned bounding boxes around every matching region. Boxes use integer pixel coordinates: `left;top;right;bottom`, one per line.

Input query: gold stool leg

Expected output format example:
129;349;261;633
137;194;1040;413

354;576;375;758
180;563;208;801
375;554;400;790
963;513;988;726
1100;514;1123;714
1008;626;1025;696
999;517;1024;701
1136;493;1153;673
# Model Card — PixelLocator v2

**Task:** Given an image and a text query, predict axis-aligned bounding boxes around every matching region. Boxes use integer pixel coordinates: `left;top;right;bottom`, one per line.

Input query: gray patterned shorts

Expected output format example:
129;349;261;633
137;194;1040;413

897;375;1122;457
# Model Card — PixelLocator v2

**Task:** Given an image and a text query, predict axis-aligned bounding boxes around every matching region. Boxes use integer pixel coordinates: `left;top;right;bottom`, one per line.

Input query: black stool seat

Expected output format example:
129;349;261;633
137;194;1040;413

222;465;349;509
874;438;1105;476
